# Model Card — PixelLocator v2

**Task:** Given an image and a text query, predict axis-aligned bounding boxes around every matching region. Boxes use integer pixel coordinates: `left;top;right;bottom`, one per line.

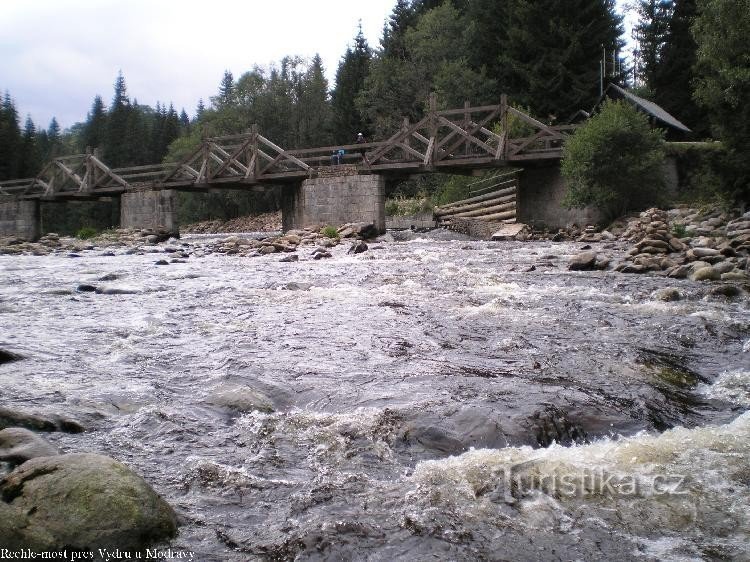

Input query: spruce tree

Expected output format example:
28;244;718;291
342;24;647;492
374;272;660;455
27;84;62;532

214;70;235;109
83;95;107;153
633;0;673;89
0;92;22;180
381;0;418;60
105;72;131;167
332;24;372;142
497;0;624;118
651;0;704;135
19;116;41;178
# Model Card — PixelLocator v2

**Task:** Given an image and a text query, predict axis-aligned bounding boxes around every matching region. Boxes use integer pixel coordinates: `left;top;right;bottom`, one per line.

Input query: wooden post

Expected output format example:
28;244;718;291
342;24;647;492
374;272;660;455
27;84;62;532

85;147;93;192
428;93;438;167
463;100;470;157
500;94;508;160
251;123;259;180
402;117;410;161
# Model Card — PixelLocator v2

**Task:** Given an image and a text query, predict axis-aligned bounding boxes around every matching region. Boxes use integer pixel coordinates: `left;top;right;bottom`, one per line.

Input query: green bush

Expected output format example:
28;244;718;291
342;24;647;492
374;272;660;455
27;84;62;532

561;100;666;219
321;225;339;239
385;195;434;216
76;226;99;240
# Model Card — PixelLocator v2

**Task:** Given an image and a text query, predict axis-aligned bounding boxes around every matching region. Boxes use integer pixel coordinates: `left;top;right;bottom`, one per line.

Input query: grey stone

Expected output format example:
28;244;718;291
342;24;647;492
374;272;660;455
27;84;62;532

0;453;177;551
653;288;681;302
279;254;299;262
0;428;58;466
207;385;274;414
690;266;720;282
568;251;598;271
347;241;369;255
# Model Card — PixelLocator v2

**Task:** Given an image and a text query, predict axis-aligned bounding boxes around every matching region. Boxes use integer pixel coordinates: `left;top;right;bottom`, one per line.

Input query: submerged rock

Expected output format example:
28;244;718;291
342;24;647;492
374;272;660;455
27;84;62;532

0;453;177;551
0;407;84;433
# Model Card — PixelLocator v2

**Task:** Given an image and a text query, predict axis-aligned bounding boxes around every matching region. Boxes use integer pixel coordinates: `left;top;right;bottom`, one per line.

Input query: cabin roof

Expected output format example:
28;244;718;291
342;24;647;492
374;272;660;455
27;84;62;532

596;83;692;133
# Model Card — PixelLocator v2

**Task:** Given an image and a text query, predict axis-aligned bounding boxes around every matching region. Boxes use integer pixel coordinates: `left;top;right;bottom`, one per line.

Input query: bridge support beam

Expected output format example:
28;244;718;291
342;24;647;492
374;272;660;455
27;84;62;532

0;198;41;241
282;174;385;233
517;166;603;230
120;190;179;236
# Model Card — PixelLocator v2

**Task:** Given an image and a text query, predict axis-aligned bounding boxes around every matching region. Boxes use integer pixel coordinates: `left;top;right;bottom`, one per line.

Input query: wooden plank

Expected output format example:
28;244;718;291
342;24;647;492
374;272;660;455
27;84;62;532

507;107;562;139
436;116;496;156
435;194;516;217
438;200;516;219
423;137;435;165
435;184;517;210
258;135;310;170
437;104;501;117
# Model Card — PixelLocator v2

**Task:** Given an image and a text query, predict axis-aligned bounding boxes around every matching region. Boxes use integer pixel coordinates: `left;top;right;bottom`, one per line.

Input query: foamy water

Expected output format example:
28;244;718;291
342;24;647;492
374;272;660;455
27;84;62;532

1;233;748;560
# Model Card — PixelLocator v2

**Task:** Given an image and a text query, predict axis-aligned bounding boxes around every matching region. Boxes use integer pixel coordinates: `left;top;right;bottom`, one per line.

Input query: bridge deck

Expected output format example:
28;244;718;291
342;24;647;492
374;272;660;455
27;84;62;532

0;96;573;201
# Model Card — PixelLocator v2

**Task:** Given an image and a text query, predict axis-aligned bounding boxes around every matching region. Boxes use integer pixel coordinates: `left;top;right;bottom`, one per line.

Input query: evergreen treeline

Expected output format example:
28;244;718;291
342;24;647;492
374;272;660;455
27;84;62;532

1;0;747;231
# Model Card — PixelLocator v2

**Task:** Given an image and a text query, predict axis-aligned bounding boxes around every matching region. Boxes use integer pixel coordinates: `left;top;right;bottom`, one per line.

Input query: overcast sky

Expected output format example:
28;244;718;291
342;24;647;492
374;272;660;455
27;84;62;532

0;0;395;129
1;0;635;131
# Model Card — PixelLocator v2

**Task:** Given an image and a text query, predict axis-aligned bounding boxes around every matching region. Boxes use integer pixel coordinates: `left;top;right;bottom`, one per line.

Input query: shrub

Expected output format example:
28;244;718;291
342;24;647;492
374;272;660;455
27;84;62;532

321;225;339;239
76;226;99;240
561;100;666;219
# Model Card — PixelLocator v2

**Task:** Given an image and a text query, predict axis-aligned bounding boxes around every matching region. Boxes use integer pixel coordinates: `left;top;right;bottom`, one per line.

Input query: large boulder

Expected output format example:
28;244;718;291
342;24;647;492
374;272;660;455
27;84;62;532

0;453;177;550
0;406;84;433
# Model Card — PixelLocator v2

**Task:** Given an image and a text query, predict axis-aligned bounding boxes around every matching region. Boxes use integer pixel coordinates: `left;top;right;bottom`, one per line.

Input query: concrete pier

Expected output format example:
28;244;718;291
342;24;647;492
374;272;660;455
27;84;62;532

0;198;41;241
282;174;385;232
120;190;178;235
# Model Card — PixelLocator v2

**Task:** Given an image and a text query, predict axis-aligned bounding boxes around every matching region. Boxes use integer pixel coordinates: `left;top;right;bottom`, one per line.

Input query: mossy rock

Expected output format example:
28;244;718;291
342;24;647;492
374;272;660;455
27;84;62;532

0;453;177;550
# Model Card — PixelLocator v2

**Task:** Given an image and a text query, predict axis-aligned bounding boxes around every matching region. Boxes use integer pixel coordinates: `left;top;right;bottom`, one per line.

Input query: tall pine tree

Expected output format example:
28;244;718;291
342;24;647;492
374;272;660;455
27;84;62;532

332;24;372;142
651;0;704;134
497;0;624;118
0;92;22;180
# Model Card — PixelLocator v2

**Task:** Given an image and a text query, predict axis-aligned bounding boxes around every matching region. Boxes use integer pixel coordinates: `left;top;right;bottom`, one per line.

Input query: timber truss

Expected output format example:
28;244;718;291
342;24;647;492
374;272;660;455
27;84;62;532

0;95;575;200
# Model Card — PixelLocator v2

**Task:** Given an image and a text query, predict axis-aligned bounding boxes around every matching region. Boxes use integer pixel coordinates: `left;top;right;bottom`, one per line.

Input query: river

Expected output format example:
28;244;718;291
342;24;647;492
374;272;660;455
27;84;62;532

1;232;748;561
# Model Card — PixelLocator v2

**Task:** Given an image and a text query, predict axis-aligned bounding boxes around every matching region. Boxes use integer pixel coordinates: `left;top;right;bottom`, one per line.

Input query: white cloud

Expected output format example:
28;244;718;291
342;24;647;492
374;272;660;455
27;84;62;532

0;0;394;128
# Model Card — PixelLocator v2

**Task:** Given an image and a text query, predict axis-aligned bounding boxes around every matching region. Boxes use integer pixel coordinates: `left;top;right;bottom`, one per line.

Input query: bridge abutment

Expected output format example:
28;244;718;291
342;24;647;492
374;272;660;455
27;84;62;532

282;174;385;233
0;198;41;241
120;190;179;236
518;166;603;230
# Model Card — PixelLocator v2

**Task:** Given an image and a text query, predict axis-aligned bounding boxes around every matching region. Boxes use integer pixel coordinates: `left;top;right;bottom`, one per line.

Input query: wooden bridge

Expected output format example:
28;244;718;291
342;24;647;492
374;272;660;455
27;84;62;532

0;95;573;202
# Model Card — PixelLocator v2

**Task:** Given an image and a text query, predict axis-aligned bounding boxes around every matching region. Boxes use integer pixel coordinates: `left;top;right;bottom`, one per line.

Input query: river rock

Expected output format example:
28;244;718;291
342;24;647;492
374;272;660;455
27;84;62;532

279;254;299;263
0;407;84;433
568;251;598;271
347;241;369;255
76;284;97;292
653;288;681;302
338;222;379;240
690;266;720;282
0;349;23;364
709;284;743;298
207;385;275;413
0;428;58;466
721;270;749;281
0;453;177;551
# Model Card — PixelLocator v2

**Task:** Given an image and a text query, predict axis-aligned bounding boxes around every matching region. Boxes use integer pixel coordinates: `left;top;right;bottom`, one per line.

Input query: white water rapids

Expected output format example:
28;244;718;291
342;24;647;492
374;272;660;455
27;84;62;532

1;232;748;560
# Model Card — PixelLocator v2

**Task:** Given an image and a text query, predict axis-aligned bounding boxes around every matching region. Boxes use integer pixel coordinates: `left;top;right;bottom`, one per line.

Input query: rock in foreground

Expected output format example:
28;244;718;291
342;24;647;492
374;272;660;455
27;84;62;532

0;453;177;551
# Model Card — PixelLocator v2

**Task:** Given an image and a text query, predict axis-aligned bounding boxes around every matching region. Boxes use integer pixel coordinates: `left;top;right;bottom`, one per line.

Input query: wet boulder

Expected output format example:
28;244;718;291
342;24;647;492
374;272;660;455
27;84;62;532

0;453;177;551
347;241;369;255
206;384;275;414
0;349;22;365
568;251;598;271
0;407;83;433
0;428;58;466
690;266;720;282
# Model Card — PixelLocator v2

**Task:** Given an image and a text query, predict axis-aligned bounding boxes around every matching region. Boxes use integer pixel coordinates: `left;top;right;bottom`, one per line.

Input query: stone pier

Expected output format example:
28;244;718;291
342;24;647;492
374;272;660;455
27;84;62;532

282;174;385;232
517;166;603;230
120;190;178;235
0;198;41;241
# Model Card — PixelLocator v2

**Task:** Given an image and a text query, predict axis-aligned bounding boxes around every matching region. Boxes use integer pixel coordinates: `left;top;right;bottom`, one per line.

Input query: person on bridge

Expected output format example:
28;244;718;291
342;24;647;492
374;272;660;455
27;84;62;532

356;133;369;165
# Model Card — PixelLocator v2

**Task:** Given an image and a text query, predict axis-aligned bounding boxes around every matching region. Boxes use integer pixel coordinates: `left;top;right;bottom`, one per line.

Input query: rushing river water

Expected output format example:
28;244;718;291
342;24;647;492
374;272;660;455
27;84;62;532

1;232;749;561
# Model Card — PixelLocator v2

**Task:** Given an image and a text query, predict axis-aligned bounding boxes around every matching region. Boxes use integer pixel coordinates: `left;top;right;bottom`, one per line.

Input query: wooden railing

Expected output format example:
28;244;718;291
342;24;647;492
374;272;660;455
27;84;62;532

0;95;573;199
